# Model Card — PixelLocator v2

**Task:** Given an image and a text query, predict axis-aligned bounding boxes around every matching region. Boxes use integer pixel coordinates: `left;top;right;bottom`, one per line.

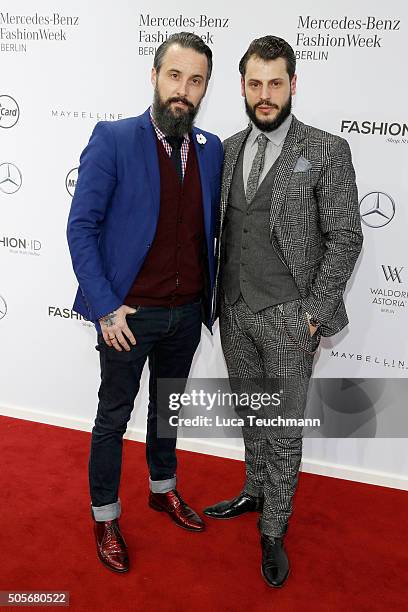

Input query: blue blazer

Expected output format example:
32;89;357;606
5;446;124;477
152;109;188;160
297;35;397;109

67;109;223;331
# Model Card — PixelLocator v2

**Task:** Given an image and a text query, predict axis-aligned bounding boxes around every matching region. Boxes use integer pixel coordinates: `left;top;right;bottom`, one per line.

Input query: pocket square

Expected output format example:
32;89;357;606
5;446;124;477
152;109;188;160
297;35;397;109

293;156;312;172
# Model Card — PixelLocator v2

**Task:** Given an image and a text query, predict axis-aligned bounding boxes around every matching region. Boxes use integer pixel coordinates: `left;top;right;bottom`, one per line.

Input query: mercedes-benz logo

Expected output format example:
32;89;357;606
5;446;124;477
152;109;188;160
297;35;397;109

65;167;78;197
0;163;22;194
0;95;20;129
0;296;7;320
359;192;395;228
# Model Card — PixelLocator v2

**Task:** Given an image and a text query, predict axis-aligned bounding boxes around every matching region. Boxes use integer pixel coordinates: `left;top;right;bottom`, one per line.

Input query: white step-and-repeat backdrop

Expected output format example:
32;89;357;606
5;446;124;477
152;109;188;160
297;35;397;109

1;0;407;485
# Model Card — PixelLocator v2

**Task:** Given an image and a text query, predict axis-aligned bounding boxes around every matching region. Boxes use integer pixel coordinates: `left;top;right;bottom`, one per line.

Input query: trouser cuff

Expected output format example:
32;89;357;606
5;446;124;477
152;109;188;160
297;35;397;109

243;482;263;498
259;517;288;538
149;476;176;493
91;499;121;522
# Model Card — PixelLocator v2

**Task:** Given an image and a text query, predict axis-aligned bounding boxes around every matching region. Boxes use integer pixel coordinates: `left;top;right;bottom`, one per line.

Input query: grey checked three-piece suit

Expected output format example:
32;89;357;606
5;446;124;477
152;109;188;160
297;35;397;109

214;115;363;537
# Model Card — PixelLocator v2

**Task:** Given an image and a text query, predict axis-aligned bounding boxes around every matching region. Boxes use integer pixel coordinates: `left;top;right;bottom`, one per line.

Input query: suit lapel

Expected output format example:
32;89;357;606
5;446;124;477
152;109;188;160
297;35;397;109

192;128;211;239
268;116;308;232
139;110;160;218
220;126;251;226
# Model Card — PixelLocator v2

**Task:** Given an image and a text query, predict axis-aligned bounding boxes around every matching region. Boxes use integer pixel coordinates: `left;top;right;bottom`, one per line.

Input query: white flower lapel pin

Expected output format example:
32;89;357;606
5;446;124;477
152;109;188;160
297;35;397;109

196;133;207;147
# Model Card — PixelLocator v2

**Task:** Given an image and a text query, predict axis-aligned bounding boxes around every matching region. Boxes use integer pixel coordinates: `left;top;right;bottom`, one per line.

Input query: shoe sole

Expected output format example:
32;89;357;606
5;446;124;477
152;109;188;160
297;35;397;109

261;566;290;588
149;501;205;532
203;509;261;519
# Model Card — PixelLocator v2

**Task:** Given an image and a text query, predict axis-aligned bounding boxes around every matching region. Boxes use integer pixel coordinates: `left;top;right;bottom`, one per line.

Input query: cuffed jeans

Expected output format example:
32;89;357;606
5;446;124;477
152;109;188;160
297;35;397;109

89;301;202;521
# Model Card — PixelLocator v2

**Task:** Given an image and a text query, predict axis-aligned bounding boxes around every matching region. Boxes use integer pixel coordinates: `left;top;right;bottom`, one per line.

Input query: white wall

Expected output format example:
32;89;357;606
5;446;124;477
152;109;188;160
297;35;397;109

1;0;407;490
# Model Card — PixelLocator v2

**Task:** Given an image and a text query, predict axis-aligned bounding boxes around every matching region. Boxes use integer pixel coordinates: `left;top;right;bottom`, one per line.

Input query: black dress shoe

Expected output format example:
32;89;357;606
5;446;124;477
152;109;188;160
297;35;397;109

261;534;290;588
203;492;263;519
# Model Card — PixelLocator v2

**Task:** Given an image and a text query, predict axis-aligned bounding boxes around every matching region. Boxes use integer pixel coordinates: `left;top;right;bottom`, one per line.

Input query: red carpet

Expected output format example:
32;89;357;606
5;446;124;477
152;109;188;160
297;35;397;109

0;415;407;611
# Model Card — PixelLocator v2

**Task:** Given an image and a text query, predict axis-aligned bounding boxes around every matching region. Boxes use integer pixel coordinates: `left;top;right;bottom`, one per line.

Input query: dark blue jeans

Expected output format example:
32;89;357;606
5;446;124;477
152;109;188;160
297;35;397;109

89;301;202;517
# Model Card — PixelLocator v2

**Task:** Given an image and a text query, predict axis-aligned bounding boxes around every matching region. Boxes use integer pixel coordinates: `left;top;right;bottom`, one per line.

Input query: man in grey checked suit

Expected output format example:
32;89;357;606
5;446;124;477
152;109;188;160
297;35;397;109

204;36;363;587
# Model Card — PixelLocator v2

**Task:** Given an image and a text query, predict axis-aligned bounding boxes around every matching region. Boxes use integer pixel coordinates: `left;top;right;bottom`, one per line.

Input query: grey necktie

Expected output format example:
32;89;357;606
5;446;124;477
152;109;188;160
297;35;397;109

246;133;268;203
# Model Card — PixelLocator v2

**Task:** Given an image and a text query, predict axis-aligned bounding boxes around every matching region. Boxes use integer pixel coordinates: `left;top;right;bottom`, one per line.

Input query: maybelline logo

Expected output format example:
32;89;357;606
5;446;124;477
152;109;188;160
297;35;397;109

341;120;408;138
331;350;408;370
0;163;22;194
0;95;19;128
382;265;403;283
48;306;93;327
0;295;7;320
66;168;78;197
51;110;123;121
359;192;395;228
0;236;41;256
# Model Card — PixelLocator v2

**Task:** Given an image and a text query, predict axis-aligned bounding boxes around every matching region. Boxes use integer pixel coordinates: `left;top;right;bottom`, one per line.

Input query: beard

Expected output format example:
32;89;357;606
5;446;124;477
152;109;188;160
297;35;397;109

245;94;292;132
152;85;200;138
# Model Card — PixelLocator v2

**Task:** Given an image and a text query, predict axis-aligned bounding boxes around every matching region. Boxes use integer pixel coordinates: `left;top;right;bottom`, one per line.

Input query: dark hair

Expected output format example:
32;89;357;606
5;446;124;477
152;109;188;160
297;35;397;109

154;32;213;81
239;35;296;80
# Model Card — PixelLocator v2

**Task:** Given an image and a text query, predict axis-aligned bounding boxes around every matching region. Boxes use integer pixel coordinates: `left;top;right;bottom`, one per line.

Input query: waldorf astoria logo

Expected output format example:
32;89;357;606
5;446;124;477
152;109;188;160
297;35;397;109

359;192;395;228
295;15;401;62
367;264;407;317
66;167;78;197
0;163;22;194
0;95;19;128
0;295;7;320
382;266;403;283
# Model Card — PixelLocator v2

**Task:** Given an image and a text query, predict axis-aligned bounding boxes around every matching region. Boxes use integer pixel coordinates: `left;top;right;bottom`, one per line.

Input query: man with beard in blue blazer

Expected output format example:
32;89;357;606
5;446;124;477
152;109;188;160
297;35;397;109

67;32;223;573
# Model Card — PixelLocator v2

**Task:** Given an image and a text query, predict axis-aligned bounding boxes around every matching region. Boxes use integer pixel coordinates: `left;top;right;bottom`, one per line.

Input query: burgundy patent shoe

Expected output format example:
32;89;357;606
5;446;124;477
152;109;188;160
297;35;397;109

149;490;205;532
94;519;129;573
